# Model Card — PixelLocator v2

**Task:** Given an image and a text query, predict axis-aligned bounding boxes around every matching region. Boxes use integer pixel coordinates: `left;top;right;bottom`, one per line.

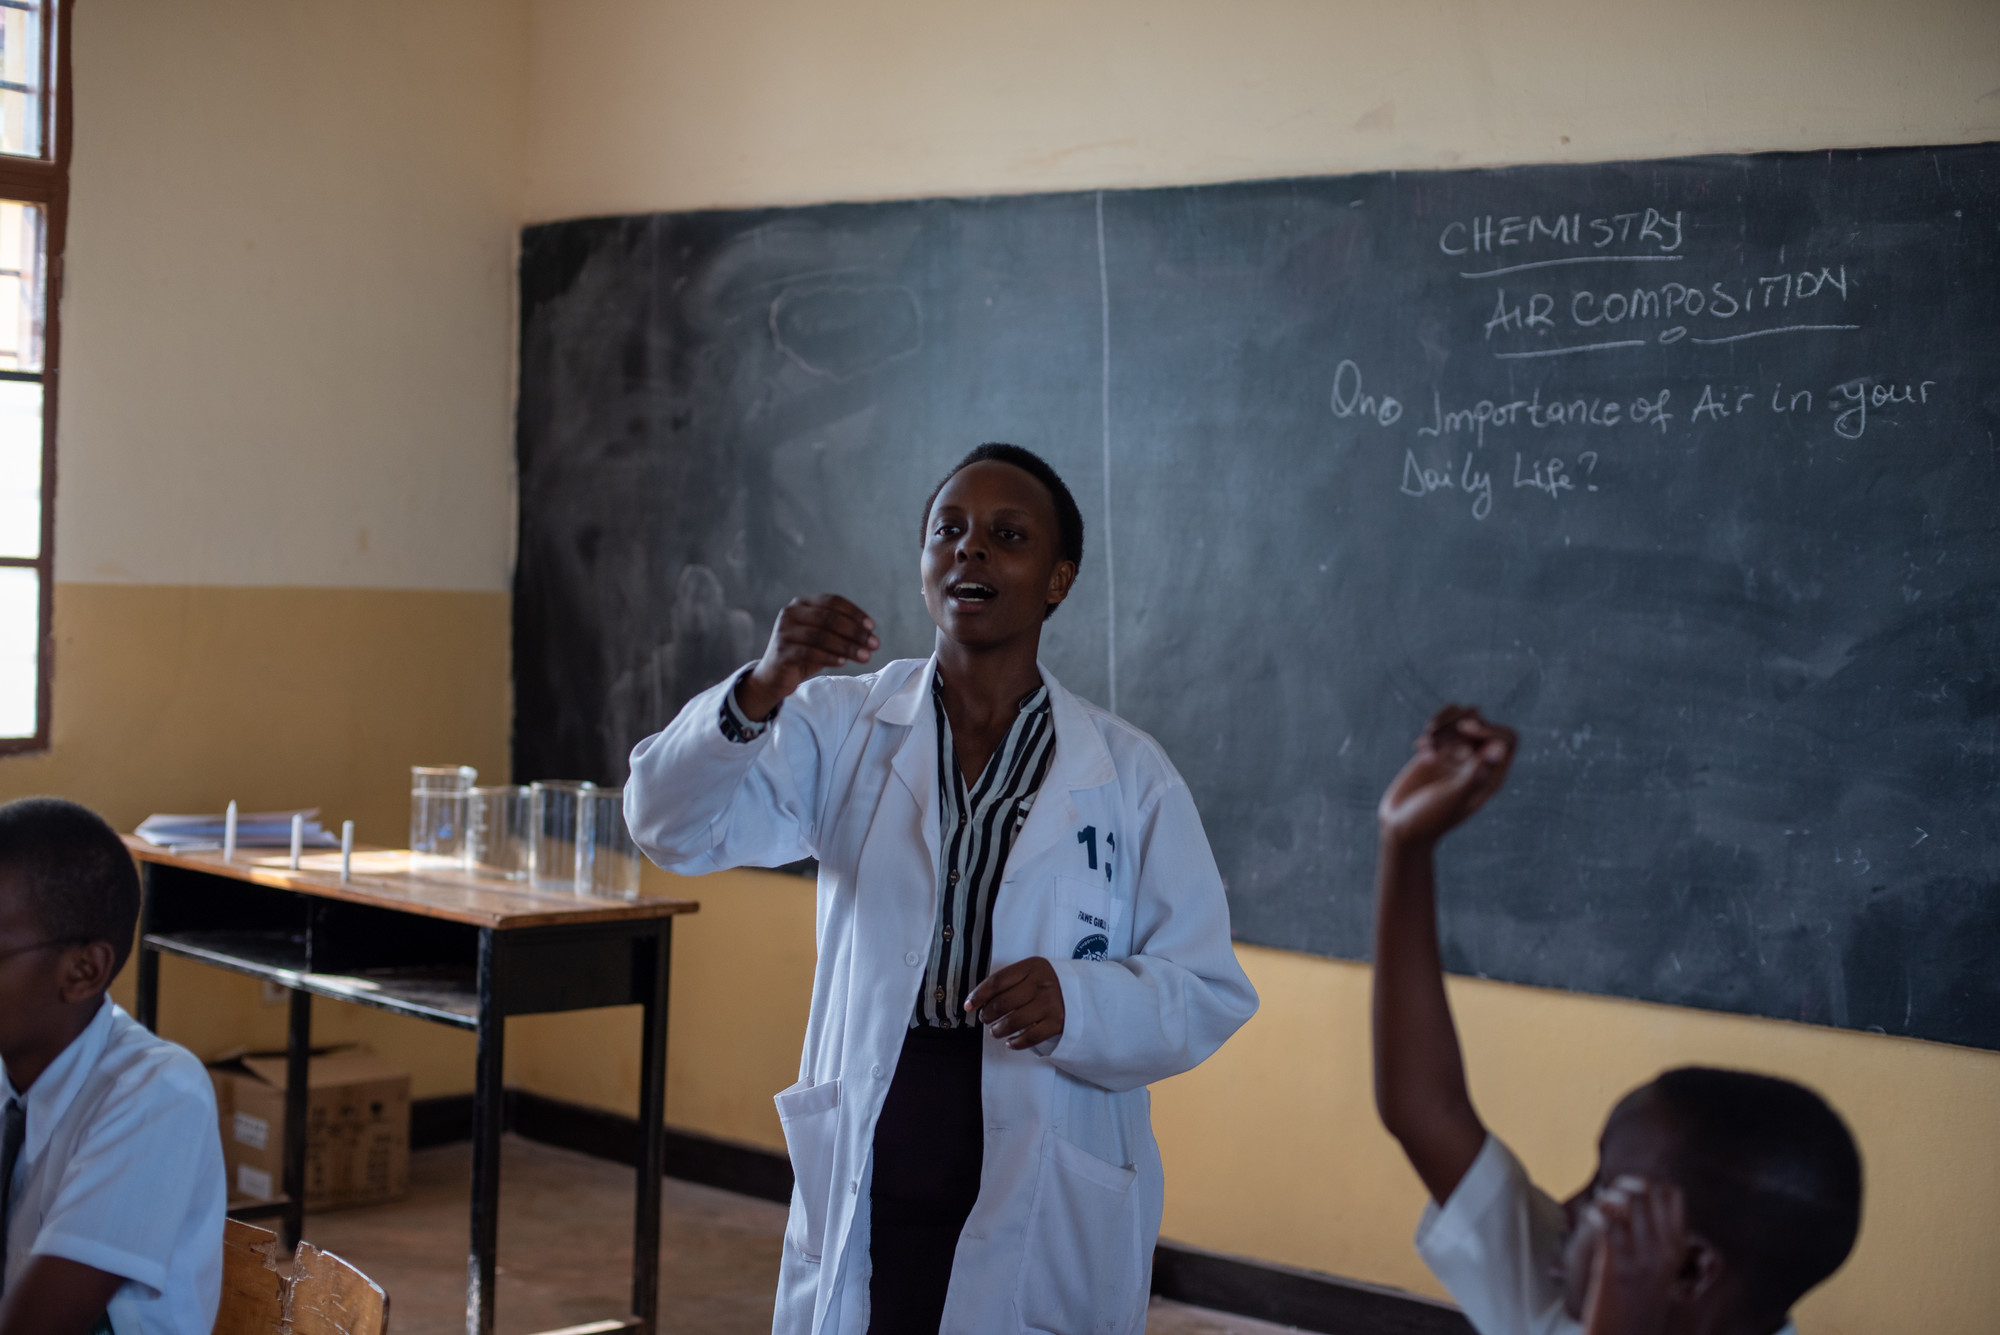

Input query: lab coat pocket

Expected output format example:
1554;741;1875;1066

1054;872;1122;962
774;1078;841;1260
1015;1132;1144;1334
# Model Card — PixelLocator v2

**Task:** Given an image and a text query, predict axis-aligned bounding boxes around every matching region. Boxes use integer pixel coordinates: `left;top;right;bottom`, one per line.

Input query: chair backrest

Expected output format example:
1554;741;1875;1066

215;1219;389;1335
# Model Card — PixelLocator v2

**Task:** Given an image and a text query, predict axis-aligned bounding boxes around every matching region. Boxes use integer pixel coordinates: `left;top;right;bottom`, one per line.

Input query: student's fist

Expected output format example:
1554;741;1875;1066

1580;1176;1688;1335
1377;705;1516;850
735;594;880;721
965;957;1064;1050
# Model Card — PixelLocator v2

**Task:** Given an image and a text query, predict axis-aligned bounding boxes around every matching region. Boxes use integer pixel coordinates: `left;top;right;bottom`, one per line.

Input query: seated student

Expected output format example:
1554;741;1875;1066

0;798;225;1335
1372;707;1863;1335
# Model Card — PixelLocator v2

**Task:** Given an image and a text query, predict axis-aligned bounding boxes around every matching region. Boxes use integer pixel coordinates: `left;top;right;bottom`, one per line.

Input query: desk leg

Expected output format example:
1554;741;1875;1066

631;922;671;1335
135;867;160;1032
136;947;159;1031
467;928;504;1335
135;859;160;1031
282;988;311;1252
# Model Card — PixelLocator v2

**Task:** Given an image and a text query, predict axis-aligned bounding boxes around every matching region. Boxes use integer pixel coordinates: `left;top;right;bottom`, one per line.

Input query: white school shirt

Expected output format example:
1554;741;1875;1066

1415;1135;1799;1335
627;657;1259;1335
1;999;225;1335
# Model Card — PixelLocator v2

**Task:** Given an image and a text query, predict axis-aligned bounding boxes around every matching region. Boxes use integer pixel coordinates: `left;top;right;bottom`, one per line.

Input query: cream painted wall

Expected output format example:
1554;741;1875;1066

20;5;530;1089
512;4;2000;1332
61;0;527;590
524;0;2000;219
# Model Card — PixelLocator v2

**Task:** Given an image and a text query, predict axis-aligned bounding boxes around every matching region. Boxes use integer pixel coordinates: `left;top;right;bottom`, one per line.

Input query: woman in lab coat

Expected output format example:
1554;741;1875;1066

625;444;1258;1335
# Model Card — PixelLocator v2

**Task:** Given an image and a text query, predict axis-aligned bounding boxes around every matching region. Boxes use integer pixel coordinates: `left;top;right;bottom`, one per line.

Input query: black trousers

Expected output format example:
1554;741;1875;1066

868;1023;984;1335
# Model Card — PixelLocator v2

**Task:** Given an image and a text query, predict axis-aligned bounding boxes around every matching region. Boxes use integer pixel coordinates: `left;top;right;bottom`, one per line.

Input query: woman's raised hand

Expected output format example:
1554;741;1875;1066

734;594;880;722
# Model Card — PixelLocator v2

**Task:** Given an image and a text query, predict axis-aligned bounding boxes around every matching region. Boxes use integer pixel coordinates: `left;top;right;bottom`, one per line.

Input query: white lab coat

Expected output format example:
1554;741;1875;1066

626;656;1259;1335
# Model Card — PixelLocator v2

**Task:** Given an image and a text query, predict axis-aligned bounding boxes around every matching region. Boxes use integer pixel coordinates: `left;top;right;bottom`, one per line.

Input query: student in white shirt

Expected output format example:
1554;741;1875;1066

1370;707;1863;1335
0;799;225;1335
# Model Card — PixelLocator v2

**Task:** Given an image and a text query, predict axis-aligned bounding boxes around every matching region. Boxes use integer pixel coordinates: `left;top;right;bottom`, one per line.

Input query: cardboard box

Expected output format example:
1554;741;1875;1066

209;1045;410;1210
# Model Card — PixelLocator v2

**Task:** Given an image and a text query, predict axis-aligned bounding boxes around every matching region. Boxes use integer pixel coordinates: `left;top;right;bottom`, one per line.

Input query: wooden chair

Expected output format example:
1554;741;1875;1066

214;1219;389;1335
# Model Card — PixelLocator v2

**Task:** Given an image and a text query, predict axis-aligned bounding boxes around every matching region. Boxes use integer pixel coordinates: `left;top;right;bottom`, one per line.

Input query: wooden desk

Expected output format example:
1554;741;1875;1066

124;838;699;1335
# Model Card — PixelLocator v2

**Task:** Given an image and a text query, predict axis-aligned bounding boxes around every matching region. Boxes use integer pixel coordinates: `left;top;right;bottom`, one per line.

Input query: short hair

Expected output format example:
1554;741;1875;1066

920;443;1085;620
1650;1067;1863;1319
0;797;141;978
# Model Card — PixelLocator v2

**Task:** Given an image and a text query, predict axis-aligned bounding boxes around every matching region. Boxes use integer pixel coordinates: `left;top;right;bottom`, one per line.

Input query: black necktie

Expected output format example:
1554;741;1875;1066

0;1097;24;1299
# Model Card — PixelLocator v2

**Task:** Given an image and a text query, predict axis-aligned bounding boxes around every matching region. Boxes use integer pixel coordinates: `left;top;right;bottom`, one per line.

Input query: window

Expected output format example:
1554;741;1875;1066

0;0;65;751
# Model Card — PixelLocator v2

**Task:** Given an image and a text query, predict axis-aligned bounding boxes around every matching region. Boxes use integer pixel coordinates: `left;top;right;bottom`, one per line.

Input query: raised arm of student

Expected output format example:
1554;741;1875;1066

0;1259;123;1335
1372;705;1516;1204
625;594;880;872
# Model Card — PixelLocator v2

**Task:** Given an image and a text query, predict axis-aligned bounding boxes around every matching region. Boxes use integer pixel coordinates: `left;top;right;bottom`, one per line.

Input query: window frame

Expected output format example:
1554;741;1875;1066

0;0;68;755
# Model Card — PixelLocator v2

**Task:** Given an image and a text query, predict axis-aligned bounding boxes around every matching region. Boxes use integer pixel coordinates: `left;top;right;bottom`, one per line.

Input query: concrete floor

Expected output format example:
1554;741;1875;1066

301;1137;1299;1335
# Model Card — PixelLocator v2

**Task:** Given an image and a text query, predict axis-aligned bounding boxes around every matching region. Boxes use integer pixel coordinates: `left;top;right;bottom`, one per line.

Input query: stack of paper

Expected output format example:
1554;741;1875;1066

136;809;341;849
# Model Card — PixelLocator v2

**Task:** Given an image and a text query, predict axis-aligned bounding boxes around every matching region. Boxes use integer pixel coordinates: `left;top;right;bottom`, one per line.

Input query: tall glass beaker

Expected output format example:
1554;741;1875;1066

577;786;642;900
528;780;595;891
410;765;477;866
465;785;531;881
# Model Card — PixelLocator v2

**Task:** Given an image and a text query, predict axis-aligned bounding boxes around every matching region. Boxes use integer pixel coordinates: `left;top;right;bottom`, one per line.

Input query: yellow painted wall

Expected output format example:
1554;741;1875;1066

511;4;2000;1333
506;866;815;1153
18;584;508;845
17;582;510;1096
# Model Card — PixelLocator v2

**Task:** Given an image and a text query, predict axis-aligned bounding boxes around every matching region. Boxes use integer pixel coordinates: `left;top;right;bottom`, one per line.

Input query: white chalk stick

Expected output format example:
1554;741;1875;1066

340;820;355;882
223;801;238;862
289;813;304;870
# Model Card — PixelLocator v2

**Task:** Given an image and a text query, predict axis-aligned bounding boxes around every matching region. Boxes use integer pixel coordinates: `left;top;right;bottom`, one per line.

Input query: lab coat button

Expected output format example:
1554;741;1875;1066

904;951;920;966
871;1064;883;1079
850;1180;859;1194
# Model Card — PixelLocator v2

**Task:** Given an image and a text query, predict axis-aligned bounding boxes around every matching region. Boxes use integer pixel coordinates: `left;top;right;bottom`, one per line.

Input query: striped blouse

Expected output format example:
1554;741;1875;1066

718;668;1056;1029
915;672;1055;1028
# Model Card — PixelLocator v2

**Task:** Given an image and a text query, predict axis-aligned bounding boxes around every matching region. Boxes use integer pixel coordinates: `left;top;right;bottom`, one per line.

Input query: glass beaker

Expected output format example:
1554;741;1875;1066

528;780;595;891
410;765;477;865
465;785;531;881
577;787;642;900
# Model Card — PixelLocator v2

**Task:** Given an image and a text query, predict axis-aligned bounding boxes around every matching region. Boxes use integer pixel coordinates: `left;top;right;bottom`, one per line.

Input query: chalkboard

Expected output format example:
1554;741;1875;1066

515;144;2000;1050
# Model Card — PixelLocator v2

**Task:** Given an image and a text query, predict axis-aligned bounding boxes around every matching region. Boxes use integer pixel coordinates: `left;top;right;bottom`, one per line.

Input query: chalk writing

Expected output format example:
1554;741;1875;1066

1415;387;1672;444
1333;357;1944;521
1401;449;1494;520
1514;454;1583;498
1329;359;1403;425
1830;376;1938;440
1452;202;1864;359
1481;268;1851;344
1442;208;1684;257
1689;323;1861;346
